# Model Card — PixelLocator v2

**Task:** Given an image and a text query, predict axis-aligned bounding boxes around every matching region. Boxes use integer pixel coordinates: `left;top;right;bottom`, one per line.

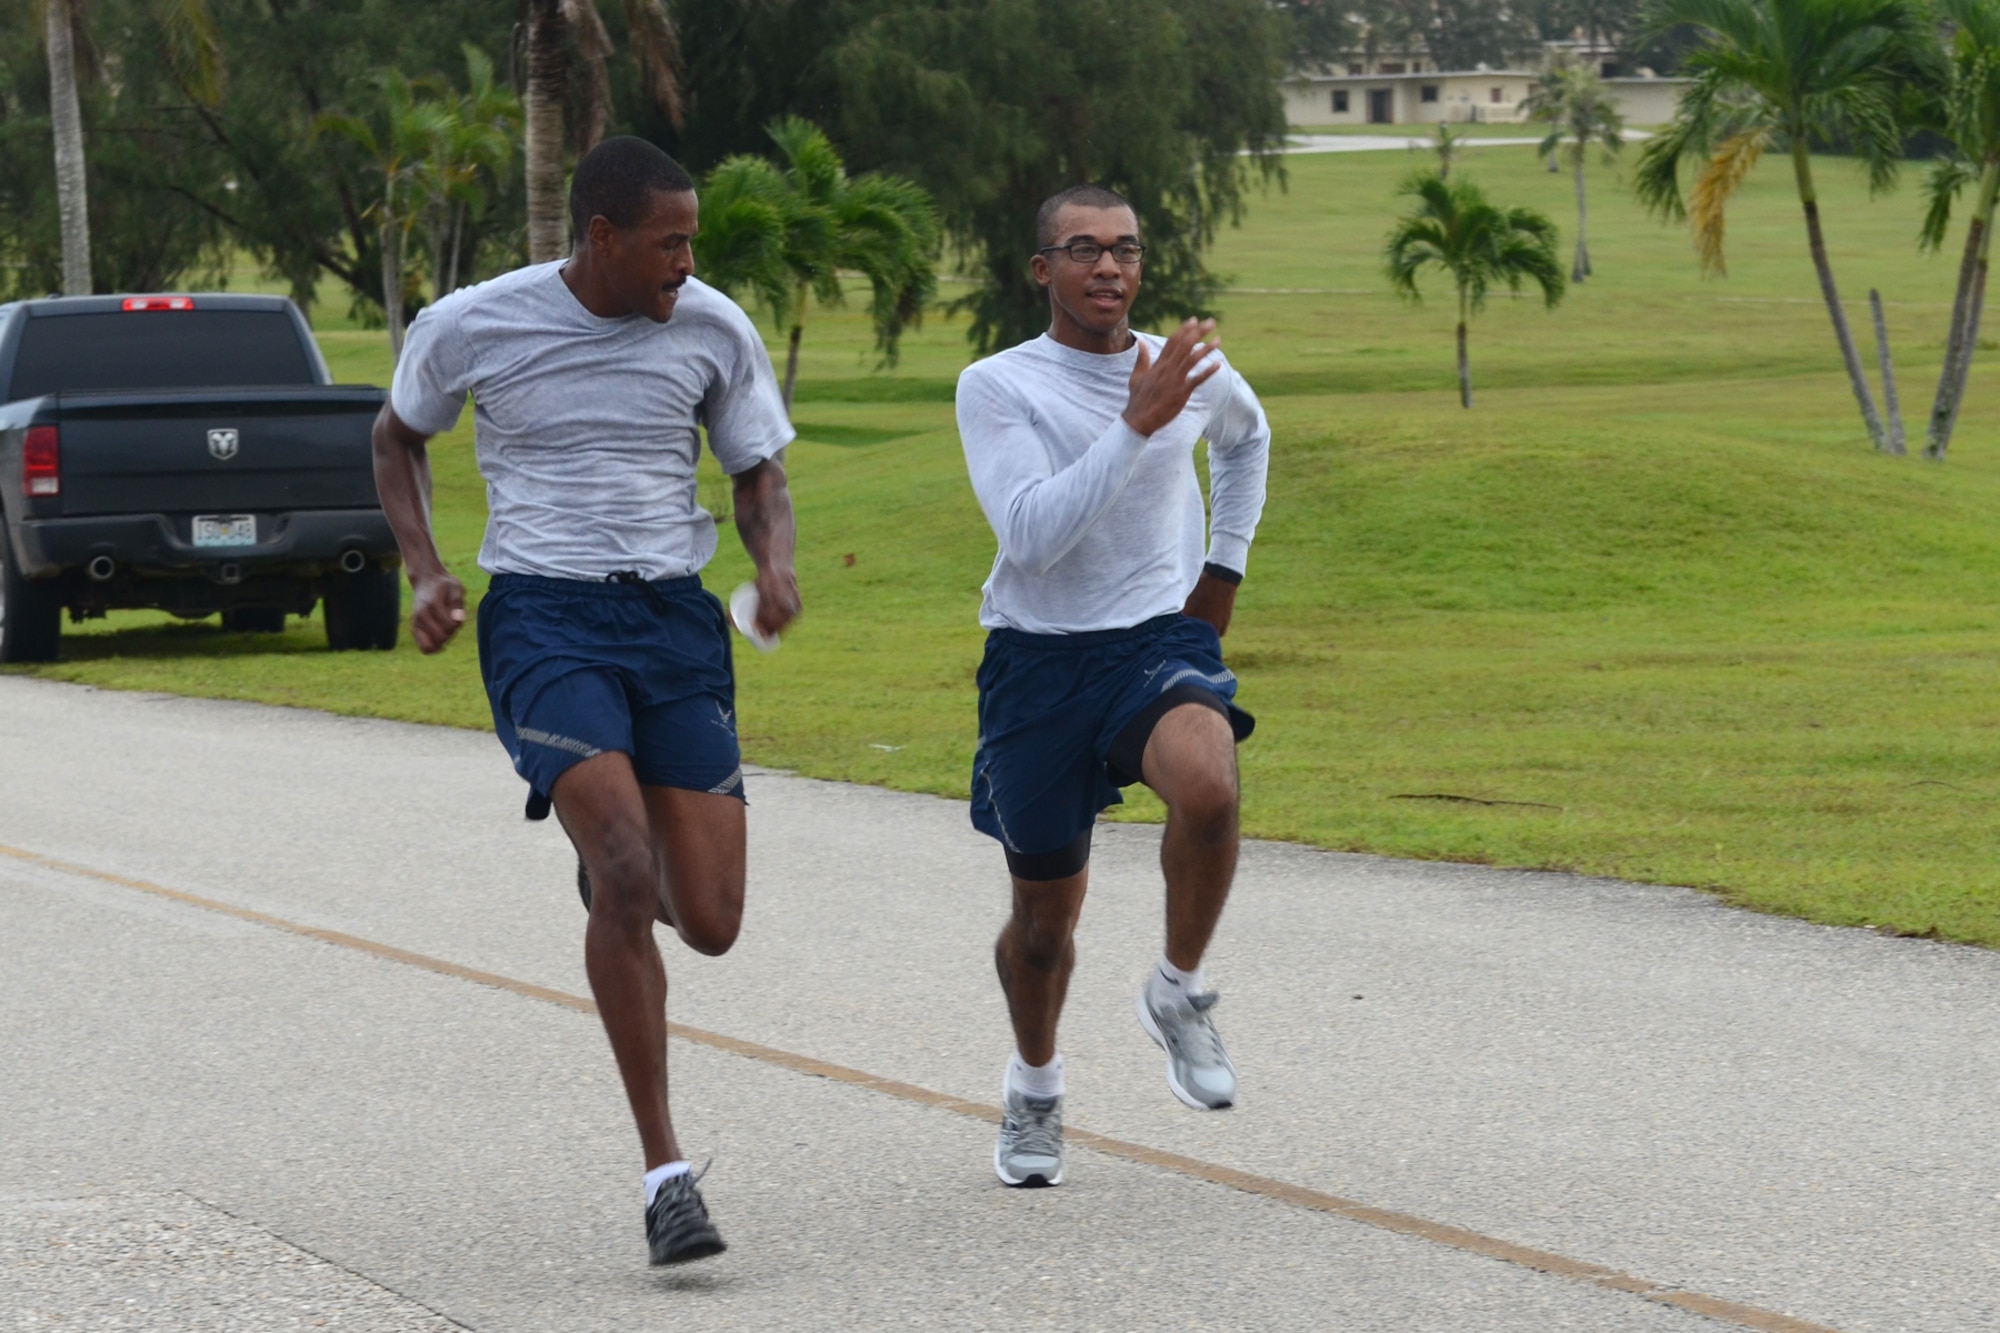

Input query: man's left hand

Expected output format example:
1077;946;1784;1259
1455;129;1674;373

753;564;801;639
1182;571;1237;637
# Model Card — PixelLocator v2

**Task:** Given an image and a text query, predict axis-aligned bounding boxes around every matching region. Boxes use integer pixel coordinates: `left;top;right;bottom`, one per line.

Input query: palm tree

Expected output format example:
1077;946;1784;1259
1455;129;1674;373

44;0;88;295
693;118;940;414
41;0;221;295
1434;122;1463;180
1918;0;2000;459
317;75;453;361
1385;172;1566;408
1634;0;1925;452
523;0;683;262
417;48;522;303
1523;59;1626;281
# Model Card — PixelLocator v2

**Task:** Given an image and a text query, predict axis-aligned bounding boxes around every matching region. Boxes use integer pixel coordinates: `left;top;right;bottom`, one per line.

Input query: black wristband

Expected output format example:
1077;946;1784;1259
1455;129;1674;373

1202;561;1243;586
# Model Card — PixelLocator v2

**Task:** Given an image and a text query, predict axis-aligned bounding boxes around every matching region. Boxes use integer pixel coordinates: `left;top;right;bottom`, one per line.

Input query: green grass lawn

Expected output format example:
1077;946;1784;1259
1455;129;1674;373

22;142;2000;944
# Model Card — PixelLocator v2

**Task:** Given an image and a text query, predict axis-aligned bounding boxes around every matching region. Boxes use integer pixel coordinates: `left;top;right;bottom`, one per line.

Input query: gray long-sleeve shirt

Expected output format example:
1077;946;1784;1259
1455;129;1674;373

956;332;1271;634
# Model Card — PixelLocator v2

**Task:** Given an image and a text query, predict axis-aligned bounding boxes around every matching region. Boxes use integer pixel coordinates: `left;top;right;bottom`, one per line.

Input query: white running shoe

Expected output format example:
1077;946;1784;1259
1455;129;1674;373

994;1087;1064;1187
1138;983;1238;1110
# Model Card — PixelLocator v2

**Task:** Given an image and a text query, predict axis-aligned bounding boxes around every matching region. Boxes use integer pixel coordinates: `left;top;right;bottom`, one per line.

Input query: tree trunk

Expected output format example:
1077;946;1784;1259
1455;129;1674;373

780;279;807;415
427;215;448;305
1792;143;1885;449
1940;202;1993;458
782;323;803;416
523;0;569;264
1456;295;1471;408
381;218;406;363
1571;147;1590;283
45;0;92;296
1868;289;1905;455
447;203;465;296
1927;157;1999;460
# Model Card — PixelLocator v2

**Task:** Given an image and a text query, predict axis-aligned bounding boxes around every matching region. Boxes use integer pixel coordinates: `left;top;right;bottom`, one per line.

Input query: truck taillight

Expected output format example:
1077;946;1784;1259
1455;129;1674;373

121;296;195;312
24;425;59;497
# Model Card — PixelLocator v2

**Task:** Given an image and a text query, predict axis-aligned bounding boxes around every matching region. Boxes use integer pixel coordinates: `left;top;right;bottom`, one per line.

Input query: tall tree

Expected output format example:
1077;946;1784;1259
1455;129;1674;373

1633;0;1925;452
693;116;938;412
1385;170;1566;407
522;0;684;262
2;3;523;312
1398;0;1542;71
418;47;522;302
829;0;1288;354
1523;58;1626;280
44;0;89;295
1918;0;2000;460
316;73;452;360
1274;0;1356;68
39;0;221;296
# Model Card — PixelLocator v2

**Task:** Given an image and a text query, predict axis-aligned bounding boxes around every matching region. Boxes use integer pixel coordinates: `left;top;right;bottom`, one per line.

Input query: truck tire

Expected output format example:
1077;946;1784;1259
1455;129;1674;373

222;607;288;634
0;532;62;663
323;567;400;651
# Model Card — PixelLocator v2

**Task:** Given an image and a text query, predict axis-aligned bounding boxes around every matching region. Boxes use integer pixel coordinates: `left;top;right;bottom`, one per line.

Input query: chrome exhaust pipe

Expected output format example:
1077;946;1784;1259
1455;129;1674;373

338;549;367;574
85;555;116;582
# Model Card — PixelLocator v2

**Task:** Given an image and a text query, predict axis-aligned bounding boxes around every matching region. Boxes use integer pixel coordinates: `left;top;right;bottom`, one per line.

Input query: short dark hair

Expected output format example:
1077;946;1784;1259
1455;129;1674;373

1035;184;1135;249
569;136;695;240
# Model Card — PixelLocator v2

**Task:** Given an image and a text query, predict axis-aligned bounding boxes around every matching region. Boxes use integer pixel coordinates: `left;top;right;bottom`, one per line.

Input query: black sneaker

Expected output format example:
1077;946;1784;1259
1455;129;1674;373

646;1168;727;1266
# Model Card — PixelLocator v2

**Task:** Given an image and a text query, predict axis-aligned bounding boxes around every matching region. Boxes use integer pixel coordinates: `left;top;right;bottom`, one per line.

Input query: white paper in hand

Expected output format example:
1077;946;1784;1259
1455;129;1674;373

729;582;780;653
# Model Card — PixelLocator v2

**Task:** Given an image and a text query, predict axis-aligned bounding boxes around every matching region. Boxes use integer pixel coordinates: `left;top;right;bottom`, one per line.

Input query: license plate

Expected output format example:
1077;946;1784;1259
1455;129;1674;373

192;515;256;547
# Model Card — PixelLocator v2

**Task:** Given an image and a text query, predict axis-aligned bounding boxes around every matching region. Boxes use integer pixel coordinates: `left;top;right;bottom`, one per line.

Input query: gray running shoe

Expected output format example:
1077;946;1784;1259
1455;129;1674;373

645;1166;726;1266
994;1087;1064;1187
1137;983;1238;1110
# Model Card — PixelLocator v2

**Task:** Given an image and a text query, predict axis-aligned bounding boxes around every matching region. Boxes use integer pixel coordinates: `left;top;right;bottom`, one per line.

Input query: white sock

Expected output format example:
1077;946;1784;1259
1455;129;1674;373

643;1159;691;1205
1006;1052;1065;1100
1151;956;1206;1003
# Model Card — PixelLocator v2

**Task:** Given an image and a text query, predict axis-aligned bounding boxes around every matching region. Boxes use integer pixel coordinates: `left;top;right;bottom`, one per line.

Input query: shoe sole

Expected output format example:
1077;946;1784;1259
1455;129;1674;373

993;1141;1062;1188
650;1235;727;1266
1136;991;1237;1111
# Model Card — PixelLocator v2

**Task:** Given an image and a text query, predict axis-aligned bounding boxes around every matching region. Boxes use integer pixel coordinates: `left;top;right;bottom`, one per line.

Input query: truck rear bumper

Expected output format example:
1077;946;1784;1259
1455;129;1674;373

15;510;397;580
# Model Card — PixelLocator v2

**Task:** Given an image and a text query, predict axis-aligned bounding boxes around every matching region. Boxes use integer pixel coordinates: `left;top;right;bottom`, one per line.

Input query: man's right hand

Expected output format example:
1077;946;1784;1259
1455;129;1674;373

1122;317;1221;438
410;571;467;654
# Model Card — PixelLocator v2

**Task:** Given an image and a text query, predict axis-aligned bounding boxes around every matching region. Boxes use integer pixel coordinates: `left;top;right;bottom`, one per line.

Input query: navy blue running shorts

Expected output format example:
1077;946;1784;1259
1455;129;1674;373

476;572;745;813
970;613;1255;867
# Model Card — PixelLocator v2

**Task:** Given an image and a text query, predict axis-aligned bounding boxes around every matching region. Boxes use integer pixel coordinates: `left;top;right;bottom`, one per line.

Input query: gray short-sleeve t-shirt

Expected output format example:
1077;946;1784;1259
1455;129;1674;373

390;263;794;581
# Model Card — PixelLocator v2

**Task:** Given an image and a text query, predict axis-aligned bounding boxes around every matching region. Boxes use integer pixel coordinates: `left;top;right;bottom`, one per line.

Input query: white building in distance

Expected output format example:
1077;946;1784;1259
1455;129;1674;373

1280;43;1689;128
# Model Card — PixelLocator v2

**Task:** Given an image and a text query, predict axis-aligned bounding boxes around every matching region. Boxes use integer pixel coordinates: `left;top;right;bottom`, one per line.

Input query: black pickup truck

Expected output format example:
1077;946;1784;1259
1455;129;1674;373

0;293;401;662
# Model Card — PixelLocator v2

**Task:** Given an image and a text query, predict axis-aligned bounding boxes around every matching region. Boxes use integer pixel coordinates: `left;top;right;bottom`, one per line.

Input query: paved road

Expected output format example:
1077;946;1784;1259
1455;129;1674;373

2;675;1994;1331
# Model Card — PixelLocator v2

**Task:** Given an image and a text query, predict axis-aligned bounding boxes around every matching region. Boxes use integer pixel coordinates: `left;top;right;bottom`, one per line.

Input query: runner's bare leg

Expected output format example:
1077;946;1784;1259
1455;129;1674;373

554;752;745;1169
996;869;1089;1067
1142;704;1241;972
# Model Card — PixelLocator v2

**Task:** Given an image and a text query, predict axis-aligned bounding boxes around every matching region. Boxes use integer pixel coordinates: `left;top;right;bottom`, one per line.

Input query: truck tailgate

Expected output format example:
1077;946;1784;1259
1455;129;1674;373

51;386;387;516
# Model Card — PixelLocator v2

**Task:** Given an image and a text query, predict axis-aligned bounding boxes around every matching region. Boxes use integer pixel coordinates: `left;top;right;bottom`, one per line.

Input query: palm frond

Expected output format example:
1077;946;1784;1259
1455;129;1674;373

1921;154;1977;250
1690;126;1771;274
562;0;614;152
153;0;223;106
1383;171;1562;314
621;0;684;128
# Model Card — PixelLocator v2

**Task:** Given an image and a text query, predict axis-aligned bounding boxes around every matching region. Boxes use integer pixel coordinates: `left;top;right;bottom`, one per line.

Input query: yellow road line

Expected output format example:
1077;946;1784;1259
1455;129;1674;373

2;839;1841;1333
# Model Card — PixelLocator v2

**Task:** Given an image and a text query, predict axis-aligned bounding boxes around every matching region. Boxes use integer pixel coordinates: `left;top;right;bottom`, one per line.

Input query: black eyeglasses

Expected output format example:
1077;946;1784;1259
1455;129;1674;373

1037;241;1146;265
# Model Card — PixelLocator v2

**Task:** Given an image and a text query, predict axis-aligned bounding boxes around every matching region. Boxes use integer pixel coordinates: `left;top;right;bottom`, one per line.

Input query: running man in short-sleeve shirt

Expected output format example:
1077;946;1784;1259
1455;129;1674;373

372;138;799;1268
391;265;790;581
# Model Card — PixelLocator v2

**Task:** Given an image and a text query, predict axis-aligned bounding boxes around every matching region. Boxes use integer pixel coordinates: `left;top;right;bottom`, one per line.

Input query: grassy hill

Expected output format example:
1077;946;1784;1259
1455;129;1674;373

26;141;2000;944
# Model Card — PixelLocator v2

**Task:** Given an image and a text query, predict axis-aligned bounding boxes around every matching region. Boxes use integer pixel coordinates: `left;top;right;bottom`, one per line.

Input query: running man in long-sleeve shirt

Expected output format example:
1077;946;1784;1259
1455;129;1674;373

956;184;1271;1188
